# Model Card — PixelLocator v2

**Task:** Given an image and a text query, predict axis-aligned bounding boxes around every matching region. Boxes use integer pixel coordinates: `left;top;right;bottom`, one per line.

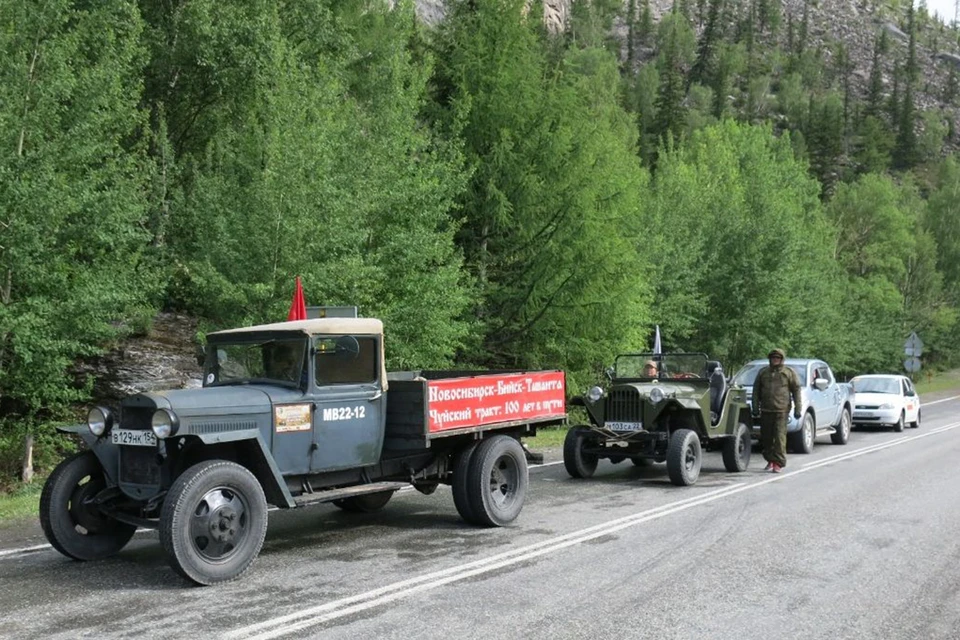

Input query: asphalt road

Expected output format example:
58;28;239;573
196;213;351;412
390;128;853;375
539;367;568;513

2;396;959;640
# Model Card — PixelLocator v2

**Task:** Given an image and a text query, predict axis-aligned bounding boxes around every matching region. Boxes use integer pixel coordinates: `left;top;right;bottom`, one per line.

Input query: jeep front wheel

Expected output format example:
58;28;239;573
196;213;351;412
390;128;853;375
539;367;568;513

40;451;136;561
721;423;751;473
667;429;701;486
563;426;599;479
160;460;268;585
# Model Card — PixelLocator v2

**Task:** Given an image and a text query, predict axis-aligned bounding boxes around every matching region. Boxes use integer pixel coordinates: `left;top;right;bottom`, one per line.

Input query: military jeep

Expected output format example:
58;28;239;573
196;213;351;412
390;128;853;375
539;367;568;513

564;352;753;486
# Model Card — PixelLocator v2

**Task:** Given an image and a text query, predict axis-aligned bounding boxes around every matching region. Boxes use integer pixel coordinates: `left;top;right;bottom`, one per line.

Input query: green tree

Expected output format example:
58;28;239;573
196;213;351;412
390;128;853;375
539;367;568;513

0;0;155;470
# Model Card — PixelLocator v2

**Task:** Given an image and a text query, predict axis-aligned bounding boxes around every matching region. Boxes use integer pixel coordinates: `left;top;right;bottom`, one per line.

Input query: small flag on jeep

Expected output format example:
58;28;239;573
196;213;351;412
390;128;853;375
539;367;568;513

287;276;307;321
653;325;662;355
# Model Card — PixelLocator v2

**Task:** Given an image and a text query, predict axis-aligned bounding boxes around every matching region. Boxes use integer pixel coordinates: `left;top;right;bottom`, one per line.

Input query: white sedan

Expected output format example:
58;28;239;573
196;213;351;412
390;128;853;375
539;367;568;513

850;374;921;432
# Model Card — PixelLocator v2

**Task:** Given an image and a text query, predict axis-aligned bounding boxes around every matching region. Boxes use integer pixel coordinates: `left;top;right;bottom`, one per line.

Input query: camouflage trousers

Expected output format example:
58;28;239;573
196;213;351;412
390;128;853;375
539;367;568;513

760;411;788;467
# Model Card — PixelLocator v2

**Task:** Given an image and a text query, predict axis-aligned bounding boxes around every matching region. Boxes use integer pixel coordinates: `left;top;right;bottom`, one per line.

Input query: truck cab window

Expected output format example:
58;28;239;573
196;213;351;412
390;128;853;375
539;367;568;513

315;336;378;385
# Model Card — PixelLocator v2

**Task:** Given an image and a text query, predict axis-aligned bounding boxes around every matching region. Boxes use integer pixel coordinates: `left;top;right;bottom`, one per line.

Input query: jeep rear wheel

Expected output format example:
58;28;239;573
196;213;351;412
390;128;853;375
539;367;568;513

465;436;528;527
721;423;751;473
40;451;136;561
332;490;395;513
666;429;701;486
563;426;599;479
160;460;267;585
831;408;851;445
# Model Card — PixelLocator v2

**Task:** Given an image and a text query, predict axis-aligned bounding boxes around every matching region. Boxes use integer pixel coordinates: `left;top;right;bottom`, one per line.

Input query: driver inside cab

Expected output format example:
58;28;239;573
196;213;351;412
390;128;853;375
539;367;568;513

267;343;305;384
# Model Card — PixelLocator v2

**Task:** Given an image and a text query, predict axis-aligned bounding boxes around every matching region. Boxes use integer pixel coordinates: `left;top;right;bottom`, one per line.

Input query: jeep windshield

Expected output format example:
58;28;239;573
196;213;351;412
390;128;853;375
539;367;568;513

614;353;709;379
205;337;307;388
732;363;807;386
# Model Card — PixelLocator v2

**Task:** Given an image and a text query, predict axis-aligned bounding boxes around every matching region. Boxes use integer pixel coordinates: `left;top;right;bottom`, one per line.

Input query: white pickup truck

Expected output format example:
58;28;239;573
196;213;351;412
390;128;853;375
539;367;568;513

731;357;854;453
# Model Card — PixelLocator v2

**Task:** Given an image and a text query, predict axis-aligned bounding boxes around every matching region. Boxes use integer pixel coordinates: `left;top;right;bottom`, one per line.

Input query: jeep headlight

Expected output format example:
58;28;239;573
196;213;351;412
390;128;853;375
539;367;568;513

587;386;604;403
649;387;665;404
879;403;895;410
151;409;180;439
87;406;114;437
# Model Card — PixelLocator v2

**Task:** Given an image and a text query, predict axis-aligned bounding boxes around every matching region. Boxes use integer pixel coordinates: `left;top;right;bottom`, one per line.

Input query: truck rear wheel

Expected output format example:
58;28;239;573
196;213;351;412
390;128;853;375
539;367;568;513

721;423;751;472
452;441;481;524
465;436;528;527
333;490;395;513
40;451;136;561
666;429;701;486
563;426;598;478
160;460;267;585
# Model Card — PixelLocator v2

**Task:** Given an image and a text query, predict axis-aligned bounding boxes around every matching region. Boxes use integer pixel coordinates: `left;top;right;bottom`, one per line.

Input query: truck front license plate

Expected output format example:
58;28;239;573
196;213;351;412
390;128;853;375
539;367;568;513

606;421;642;432
111;429;157;447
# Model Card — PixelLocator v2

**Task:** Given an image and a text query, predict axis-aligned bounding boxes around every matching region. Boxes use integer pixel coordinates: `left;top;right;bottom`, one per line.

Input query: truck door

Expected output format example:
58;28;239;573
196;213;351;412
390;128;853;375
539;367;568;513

310;335;385;472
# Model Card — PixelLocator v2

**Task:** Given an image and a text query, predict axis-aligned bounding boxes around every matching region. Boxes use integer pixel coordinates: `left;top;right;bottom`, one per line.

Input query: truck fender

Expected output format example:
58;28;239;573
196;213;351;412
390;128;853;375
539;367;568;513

188;431;295;508
56;424;122;486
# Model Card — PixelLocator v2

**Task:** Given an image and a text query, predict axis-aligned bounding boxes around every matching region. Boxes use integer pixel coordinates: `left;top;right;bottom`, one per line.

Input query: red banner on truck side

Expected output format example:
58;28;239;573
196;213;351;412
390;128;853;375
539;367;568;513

426;371;566;433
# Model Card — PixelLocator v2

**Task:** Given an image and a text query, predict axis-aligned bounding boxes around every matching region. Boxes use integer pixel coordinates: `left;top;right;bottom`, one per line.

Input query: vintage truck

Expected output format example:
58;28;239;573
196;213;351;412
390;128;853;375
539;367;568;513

40;317;566;585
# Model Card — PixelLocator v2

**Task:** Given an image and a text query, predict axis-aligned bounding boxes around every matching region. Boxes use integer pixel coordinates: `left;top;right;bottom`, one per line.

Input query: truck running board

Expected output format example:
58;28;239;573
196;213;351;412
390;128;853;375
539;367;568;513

293;481;408;507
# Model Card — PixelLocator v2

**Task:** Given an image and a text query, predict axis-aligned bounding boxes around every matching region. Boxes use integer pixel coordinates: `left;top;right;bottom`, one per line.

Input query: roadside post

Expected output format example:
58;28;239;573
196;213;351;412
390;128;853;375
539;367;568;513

903;332;923;382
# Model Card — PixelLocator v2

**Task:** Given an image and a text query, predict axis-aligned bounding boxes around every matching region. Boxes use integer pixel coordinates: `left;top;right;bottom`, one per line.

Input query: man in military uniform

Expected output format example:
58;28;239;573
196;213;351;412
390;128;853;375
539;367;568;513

753;348;802;473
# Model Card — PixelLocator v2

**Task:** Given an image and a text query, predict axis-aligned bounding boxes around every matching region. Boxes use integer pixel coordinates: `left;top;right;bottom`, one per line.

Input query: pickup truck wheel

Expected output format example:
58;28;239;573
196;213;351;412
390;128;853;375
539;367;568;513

40;451;136;561
893;412;905;433
721;423;751;472
466;436;529;527
666;429;701;486
831;408;851;445
332;490;395;513
160;460;267;585
563;426;598;478
452;442;481;524
911;410;921;429
788;412;815;454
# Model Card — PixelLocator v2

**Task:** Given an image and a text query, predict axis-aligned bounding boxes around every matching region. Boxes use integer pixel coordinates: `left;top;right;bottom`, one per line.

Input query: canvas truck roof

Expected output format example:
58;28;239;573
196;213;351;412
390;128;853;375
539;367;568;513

208;318;384;338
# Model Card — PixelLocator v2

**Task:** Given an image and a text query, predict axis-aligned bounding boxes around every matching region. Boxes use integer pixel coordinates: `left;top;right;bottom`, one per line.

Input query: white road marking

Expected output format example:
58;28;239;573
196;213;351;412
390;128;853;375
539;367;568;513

921;394;960;406
225;420;960;640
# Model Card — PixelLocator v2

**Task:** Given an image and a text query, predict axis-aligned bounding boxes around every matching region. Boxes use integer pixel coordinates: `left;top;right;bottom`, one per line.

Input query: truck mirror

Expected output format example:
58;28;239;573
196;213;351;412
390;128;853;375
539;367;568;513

195;345;206;367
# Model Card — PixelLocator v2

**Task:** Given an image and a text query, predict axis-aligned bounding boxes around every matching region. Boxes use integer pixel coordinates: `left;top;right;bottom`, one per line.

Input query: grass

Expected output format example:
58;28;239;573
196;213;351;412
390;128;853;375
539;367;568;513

915;368;960;396
0;480;42;524
525;425;570;448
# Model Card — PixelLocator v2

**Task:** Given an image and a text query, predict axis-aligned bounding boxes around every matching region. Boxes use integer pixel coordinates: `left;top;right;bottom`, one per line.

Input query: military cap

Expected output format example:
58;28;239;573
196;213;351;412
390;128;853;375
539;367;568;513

767;348;786;359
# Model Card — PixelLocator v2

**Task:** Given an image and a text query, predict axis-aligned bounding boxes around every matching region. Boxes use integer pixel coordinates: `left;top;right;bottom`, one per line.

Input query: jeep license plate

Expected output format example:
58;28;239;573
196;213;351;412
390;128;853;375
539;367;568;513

111;429;157;447
606;421;642;432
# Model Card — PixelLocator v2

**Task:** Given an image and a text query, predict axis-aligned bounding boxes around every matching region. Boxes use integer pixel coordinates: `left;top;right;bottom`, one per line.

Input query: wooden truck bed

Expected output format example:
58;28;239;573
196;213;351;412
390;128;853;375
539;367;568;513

383;370;566;451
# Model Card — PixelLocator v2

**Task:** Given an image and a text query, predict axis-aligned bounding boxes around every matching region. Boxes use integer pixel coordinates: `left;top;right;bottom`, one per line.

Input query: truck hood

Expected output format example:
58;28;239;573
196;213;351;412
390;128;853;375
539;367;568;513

125;385;306;418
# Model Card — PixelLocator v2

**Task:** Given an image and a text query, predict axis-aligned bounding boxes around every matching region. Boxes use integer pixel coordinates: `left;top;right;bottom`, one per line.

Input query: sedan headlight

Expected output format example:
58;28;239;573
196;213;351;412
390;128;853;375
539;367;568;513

649;386;665;404
587;386;604;403
879;403;896;410
151;409;180;439
87;406;114;437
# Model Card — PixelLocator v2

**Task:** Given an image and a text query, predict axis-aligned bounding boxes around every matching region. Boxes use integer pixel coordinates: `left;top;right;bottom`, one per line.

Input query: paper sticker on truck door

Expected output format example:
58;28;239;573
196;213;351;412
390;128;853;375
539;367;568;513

275;404;312;433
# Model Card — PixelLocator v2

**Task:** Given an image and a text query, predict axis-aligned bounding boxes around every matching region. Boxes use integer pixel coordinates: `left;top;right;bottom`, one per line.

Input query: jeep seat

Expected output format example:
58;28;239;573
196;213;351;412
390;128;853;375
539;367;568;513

706;361;727;423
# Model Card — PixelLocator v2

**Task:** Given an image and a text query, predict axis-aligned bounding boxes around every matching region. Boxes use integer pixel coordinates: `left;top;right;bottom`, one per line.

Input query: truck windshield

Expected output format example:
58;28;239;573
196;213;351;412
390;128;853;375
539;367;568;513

614;353;709;379
205;337;307;388
732;363;807;386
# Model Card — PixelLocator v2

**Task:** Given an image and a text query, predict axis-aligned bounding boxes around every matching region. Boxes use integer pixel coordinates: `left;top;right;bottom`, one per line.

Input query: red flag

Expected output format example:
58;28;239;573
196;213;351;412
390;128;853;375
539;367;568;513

287;276;307;321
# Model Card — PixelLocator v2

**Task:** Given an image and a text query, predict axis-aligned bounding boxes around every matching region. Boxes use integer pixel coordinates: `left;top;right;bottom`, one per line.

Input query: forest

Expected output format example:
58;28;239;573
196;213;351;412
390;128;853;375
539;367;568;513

2;0;960;478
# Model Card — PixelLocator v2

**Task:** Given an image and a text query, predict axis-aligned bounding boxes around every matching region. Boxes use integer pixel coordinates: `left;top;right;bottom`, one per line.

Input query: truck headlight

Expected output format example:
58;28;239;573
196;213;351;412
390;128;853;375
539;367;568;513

151;409;180;439
649;387;665;404
87;406;114;437
587;386;604;402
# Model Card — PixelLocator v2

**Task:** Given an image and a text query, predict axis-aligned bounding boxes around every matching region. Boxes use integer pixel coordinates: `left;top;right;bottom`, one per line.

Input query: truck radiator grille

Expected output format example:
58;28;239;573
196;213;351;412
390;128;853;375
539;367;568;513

605;388;643;422
191;420;257;434
119;447;161;486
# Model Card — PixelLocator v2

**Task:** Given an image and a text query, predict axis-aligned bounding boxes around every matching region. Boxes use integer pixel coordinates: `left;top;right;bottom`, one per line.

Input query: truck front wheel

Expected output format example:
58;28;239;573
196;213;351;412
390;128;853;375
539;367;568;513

40;451;136;561
465;436;529;527
160;460;267;585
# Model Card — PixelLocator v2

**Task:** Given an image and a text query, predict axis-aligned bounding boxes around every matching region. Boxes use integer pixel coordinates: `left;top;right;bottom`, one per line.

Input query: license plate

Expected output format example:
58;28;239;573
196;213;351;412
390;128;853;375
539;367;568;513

111;429;157;447
605;421;642;432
